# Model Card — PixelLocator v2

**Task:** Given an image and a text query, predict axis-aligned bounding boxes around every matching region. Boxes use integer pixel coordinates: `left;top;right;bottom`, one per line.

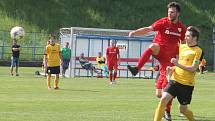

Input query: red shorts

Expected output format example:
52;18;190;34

108;62;118;70
155;68;168;89
154;44;177;89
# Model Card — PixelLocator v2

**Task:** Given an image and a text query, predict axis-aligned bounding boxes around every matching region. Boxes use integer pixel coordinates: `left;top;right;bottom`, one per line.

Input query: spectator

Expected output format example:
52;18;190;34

79;53;98;77
61;42;71;78
96;52;108;77
10;40;21;76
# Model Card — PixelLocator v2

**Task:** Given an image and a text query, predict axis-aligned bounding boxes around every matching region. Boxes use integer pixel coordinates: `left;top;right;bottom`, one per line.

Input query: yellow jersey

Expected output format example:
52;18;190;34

171;44;203;86
45;43;61;67
96;56;106;68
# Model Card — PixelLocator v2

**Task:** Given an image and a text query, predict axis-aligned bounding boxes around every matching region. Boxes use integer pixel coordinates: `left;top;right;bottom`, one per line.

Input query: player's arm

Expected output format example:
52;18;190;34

171;58;200;72
12;47;20;51
129;26;154;37
44;47;48;60
166;66;175;81
106;48;109;62
117;53;120;65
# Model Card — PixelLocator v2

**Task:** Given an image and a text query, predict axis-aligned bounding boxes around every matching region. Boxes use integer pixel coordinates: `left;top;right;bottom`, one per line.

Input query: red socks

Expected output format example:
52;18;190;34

113;72;117;80
109;73;112;82
166;98;173;113
137;48;153;70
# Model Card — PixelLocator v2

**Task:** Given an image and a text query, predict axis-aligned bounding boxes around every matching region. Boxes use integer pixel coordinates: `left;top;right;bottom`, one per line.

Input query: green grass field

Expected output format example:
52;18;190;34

0;67;214;121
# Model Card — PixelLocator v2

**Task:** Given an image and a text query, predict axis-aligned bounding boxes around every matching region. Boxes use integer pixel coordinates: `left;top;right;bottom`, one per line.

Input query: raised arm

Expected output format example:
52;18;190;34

129;26;154;37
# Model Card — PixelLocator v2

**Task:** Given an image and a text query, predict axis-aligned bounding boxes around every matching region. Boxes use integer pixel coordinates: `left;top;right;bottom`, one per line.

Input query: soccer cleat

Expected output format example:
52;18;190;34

112;80;117;84
54;87;59;90
48;87;52;90
127;65;138;76
163;111;172;121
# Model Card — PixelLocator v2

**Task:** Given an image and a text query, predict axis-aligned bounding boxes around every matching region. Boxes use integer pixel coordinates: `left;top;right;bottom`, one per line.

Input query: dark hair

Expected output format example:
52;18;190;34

187;26;200;41
48;33;56;40
167;2;181;12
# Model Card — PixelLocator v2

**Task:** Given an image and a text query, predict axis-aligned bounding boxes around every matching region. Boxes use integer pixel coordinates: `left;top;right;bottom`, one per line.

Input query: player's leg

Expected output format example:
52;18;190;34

64;60;70;77
154;80;176;121
100;65;107;77
156;89;162;98
10;57;15;76
109;70;113;84
179;105;194;121
54;74;60;89
62;61;67;78
128;43;160;76
46;67;52;90
54;66;60;89
154;92;173;121
113;63;118;83
155;71;165;98
108;64;113;84
177;83;195;121
155;69;173;120
15;58;19;76
161;65;174;121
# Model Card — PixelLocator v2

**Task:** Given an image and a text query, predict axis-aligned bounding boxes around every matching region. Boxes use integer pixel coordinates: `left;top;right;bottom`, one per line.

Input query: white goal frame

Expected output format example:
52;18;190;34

60;27;156;78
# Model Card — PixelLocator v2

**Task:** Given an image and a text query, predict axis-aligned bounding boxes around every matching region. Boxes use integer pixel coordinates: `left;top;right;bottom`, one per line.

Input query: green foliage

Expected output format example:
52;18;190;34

0;67;215;121
0;0;214;67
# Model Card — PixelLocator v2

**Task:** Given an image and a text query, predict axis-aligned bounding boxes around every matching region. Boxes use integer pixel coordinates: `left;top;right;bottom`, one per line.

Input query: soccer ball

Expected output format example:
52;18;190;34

10;26;25;40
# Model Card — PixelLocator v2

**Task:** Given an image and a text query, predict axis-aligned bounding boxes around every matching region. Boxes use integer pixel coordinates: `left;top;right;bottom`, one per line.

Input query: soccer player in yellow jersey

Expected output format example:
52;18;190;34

154;26;203;121
45;35;61;90
96;52;108;77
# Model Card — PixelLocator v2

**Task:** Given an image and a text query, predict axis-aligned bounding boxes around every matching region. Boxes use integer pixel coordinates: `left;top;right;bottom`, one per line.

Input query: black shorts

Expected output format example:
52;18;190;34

164;80;194;105
47;66;60;74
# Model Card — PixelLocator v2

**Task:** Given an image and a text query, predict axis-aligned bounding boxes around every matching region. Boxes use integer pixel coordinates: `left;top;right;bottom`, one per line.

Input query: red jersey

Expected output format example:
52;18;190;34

106;46;119;63
151;17;186;50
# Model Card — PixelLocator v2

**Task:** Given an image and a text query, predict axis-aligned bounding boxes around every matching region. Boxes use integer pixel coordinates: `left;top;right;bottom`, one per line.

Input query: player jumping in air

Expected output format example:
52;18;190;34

127;2;186;120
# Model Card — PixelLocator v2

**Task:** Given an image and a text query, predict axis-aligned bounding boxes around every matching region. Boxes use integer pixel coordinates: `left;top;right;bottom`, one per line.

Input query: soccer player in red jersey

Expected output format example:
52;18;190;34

106;40;120;84
127;2;186;120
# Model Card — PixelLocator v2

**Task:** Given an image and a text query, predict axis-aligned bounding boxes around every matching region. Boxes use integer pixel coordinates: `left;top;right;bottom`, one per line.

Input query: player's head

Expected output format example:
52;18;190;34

167;2;181;22
80;53;84;57
185;26;200;46
110;40;117;47
65;42;69;48
49;34;56;46
98;52;102;57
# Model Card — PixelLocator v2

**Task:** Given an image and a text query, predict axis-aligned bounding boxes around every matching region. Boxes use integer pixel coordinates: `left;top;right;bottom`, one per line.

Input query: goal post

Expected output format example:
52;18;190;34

60;27;156;78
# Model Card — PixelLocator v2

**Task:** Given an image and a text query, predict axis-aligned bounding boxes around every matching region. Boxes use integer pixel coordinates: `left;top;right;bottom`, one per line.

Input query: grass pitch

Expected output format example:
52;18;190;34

0;67;214;121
